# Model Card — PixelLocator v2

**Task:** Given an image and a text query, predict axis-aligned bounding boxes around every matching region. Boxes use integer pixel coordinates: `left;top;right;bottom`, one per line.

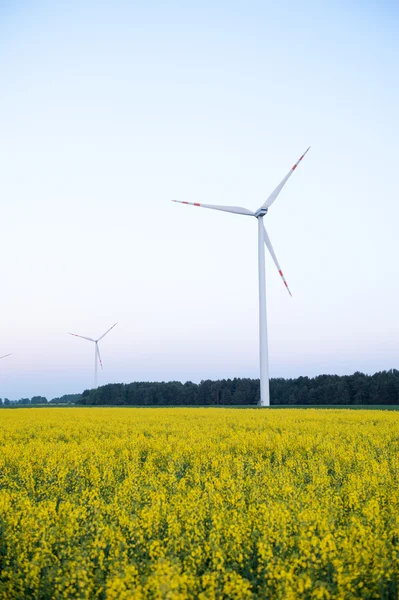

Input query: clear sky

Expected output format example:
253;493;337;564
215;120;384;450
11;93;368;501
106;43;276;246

0;0;398;399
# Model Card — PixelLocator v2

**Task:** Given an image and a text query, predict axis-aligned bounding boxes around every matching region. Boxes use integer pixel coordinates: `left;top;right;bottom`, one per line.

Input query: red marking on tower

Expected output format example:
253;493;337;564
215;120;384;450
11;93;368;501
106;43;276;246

194;203;200;206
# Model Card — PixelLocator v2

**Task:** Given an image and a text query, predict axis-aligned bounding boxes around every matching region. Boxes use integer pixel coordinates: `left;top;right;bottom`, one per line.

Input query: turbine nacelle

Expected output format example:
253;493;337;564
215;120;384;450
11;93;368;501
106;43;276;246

255;207;268;218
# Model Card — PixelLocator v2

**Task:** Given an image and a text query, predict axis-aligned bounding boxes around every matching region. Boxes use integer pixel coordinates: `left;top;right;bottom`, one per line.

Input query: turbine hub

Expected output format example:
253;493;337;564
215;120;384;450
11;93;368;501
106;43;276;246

255;207;268;218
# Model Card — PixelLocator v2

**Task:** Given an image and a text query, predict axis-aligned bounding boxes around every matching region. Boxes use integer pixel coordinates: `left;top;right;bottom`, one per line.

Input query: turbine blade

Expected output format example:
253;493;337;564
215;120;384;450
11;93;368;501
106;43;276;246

97;322;118;341
68;333;95;342
172;200;254;216
96;343;103;370
260;147;310;211
0;353;11;360
263;226;292;296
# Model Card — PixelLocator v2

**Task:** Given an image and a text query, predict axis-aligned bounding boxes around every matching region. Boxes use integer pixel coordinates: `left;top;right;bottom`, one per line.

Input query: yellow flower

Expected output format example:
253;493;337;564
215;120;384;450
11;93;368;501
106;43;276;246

0;407;398;598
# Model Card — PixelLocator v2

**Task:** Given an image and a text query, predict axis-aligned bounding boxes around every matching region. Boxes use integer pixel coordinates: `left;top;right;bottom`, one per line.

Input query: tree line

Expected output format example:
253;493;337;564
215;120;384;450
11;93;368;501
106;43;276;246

2;371;398;407
0;394;81;406
77;370;399;406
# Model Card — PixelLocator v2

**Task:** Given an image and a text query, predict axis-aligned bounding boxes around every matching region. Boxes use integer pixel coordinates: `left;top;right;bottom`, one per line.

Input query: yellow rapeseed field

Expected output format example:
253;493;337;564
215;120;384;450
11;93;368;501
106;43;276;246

0;408;398;599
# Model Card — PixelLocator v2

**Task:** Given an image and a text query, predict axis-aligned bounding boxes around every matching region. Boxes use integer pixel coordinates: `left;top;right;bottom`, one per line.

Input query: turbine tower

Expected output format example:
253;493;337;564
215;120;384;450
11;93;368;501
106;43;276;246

68;323;118;389
172;148;310;407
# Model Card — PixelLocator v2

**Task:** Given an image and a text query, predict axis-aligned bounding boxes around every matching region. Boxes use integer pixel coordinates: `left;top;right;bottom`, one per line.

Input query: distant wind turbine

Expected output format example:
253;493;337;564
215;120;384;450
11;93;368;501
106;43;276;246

68;323;118;389
172;148;310;407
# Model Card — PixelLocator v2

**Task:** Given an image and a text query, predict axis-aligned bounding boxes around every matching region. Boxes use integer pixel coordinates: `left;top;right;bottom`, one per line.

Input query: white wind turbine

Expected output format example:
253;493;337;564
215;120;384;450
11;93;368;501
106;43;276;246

68;323;118;389
172;148;310;407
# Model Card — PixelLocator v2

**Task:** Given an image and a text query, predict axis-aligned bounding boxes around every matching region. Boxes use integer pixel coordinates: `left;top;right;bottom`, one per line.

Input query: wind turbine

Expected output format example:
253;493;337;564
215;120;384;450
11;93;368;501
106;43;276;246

172;148;310;407
68;323;118;389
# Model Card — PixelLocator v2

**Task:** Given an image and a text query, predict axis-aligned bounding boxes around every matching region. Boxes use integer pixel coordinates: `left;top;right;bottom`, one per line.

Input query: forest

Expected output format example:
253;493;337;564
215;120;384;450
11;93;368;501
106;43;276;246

76;370;399;406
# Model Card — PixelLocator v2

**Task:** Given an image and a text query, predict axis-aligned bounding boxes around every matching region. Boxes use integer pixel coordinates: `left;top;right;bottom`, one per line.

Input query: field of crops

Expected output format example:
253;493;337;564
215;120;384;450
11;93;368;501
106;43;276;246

0;408;398;599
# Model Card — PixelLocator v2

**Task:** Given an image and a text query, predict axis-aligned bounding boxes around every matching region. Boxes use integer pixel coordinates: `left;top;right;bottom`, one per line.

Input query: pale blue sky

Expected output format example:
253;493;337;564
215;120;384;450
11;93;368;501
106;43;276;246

0;1;398;398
